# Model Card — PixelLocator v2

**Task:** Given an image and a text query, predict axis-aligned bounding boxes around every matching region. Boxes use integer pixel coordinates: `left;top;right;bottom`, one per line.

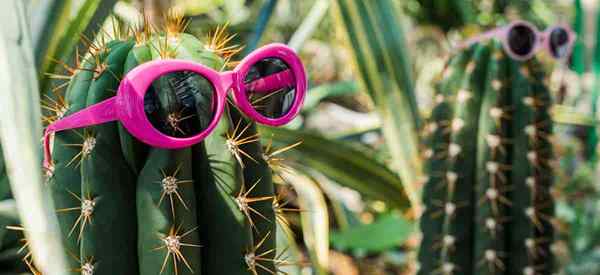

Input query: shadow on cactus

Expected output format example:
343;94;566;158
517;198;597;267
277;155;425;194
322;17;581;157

40;11;300;275
418;41;556;275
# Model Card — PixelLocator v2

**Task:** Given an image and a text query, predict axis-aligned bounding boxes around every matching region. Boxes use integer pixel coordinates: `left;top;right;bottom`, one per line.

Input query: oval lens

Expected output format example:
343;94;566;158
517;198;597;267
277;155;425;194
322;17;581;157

244;57;296;119
144;71;215;138
549;28;570;58
507;24;537;57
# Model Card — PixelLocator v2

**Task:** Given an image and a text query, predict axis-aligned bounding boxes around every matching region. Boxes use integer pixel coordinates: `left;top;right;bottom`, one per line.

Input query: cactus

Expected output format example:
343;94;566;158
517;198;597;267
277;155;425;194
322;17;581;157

43;13;282;275
418;41;555;275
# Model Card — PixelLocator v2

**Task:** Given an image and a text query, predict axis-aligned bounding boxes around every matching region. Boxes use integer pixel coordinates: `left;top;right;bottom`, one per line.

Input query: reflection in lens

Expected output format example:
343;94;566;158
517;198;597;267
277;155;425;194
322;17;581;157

244;57;296;119
508;24;536;57
549;28;570;58
144;71;215;138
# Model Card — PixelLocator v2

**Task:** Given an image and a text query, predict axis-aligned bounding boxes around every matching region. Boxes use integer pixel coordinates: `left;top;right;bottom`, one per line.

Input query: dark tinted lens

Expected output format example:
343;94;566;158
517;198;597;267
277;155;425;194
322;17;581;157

144;71;215;138
244;57;296;119
508;24;536;57
549;28;570;58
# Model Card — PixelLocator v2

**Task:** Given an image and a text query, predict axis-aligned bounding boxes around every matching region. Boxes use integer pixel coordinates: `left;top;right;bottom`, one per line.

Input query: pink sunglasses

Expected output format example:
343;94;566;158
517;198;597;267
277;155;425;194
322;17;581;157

459;20;576;61
43;43;306;168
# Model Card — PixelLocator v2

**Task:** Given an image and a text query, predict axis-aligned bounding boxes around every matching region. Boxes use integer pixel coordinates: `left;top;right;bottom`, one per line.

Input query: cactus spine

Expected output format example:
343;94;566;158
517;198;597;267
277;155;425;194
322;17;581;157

44;13;281;275
418;41;555;275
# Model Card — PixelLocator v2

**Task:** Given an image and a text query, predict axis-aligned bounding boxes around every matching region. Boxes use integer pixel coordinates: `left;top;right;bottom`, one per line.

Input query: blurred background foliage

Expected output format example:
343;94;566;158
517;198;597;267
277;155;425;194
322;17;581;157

0;0;599;274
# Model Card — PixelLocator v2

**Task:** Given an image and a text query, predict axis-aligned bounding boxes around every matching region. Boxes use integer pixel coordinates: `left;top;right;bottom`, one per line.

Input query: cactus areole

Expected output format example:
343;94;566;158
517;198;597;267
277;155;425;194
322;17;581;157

43;15;296;275
418;40;556;275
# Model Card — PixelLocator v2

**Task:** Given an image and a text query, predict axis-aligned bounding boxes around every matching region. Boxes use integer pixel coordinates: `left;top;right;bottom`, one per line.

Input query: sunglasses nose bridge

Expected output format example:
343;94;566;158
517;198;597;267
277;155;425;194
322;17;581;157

537;34;547;45
219;71;236;92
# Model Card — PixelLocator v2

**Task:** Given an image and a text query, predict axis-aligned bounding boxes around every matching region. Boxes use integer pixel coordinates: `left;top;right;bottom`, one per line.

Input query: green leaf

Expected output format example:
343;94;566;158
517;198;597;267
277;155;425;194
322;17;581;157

243;0;278;55
31;0;72;69
586;3;600;162
331;0;422;210
566;249;600;275
331;213;413;252
39;0;118;95
303;81;359;111
0;1;69;274
276;224;302;275
411;1;475;31
288;0;330;50
571;0;586;75
259;126;410;210
281;170;329;275
551;105;597;126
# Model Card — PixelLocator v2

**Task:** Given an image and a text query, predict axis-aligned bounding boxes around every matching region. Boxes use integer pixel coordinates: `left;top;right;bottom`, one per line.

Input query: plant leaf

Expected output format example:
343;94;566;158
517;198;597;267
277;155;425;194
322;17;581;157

243;0;279;55
331;213;413;252
586;3;600;162
570;0;585;75
260;126;410;210
0;1;69;274
276;223;303;275
39;0;118;95
31;0;72;69
288;0;330;51
331;0;422;210
281;170;329;275
551;105;597;126
303;81;359;111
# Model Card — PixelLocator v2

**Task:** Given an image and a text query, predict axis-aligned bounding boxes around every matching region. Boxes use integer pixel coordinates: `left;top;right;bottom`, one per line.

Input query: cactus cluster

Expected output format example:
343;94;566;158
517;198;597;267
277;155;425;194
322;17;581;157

418;41;555;275
41;13;291;275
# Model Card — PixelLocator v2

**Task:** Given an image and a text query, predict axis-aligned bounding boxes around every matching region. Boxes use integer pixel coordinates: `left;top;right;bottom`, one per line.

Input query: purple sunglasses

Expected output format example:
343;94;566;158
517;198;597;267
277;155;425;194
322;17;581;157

459;20;576;61
43;43;306;168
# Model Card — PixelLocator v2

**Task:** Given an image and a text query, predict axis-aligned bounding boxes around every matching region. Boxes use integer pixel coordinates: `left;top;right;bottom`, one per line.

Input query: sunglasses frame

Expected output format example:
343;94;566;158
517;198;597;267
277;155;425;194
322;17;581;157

43;43;306;168
459;20;576;61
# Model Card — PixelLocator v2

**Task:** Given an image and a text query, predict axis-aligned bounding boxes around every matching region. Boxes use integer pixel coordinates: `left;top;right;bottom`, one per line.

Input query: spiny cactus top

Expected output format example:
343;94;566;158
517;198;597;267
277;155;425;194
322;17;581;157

39;13;300;275
418;41;555;275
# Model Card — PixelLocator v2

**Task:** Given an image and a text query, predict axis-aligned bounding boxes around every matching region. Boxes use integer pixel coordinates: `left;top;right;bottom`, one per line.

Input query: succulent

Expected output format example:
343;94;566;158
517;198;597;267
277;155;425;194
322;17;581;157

418;41;555;275
43;14;285;275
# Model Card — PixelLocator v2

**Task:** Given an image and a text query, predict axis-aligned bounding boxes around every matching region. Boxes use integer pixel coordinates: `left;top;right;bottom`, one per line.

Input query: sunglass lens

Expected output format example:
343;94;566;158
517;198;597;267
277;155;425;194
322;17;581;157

244;57;296;119
549;28;570;58
508;24;537;57
144;71;216;138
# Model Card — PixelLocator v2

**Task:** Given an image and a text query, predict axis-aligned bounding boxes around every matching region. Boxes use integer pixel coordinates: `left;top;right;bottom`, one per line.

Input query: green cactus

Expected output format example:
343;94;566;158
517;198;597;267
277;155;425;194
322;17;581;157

43;14;281;275
418;41;555;275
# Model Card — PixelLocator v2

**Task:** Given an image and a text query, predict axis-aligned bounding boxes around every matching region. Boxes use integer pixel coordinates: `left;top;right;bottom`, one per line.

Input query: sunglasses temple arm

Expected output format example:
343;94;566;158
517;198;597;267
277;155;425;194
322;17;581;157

43;97;118;169
456;28;504;50
244;69;294;93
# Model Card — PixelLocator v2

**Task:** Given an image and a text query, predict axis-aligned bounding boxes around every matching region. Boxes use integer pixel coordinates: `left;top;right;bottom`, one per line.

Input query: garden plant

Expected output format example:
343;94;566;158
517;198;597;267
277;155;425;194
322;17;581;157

0;1;599;275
